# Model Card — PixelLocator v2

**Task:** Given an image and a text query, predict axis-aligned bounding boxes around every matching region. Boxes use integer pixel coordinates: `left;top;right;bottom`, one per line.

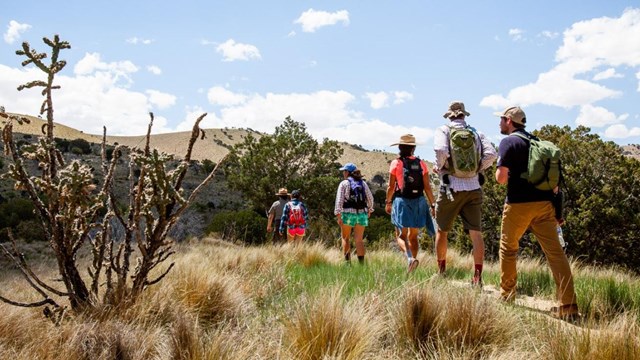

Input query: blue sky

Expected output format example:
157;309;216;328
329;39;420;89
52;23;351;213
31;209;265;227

1;1;639;161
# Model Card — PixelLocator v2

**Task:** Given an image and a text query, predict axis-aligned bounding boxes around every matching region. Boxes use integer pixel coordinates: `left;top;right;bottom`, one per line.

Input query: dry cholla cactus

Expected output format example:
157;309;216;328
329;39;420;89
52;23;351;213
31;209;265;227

0;35;223;316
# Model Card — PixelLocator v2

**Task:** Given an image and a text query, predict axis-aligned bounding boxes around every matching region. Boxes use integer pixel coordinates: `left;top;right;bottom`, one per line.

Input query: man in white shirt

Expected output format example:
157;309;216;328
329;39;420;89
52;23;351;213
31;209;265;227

433;101;497;287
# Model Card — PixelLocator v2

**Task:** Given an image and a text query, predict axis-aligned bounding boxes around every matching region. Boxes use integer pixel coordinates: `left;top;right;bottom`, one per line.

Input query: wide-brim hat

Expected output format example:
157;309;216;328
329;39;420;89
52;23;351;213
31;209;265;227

275;188;289;196
494;106;526;125
443;101;471;119
391;133;418;146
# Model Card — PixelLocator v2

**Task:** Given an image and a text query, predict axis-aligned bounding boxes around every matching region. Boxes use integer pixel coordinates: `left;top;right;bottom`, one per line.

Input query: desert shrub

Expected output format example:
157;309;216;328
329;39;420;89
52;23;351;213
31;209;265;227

69;138;92;154
201;159;216;174
0;198;39;242
206;210;267;244
54;137;70;152
15;219;46;243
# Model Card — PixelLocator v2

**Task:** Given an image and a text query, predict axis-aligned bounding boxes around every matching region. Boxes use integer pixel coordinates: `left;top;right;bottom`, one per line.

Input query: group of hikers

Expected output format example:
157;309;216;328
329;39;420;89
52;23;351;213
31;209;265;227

266;101;579;321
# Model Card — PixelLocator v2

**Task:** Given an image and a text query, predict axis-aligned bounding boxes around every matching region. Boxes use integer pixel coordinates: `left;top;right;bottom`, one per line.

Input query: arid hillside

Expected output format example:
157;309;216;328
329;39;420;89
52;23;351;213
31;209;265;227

7;113;401;178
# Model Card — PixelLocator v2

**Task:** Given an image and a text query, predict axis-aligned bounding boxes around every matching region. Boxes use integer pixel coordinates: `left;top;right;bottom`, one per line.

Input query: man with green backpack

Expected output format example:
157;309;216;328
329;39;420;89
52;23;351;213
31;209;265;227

494;106;579;321
433;101;497;287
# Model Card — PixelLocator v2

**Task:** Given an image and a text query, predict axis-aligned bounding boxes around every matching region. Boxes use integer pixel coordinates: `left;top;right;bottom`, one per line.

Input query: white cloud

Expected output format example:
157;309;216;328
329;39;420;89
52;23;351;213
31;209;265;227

3;20;31;44
126;37;153;45
363;91;413;109
74;52;139;86
145;90;176;109
0;56;173;136
294;8;350;33
539;30;559;39
202;87;435;149
480;69;620;109
575;104;628;127
147;65;162;75
508;28;525;41
556;8;640;70
593;68;623;81
317;119;434;152
175;106;220;132
287;31;296;38
207;86;248;106
482;9;640;111
393;91;414;105
604;124;640;138
216;39;261;62
365;92;389;109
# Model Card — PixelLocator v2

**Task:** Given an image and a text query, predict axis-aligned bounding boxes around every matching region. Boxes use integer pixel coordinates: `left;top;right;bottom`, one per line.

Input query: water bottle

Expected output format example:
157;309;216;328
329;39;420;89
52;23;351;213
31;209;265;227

444;185;454;201
557;225;566;249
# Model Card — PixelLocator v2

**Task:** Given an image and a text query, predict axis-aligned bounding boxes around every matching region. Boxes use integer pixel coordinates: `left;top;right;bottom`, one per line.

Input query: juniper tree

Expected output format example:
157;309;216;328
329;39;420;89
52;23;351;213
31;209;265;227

0;35;224;318
225;116;343;219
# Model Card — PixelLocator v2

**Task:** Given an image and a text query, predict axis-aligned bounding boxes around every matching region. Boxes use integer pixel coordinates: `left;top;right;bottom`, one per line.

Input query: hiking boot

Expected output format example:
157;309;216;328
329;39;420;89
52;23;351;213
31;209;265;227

500;292;516;304
408;258;419;274
550;304;581;323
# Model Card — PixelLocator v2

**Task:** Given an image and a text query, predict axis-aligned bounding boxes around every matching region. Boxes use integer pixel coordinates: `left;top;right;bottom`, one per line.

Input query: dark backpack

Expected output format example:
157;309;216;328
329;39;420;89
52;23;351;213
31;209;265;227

396;157;424;199
511;132;562;191
447;125;481;178
287;201;305;226
345;177;366;210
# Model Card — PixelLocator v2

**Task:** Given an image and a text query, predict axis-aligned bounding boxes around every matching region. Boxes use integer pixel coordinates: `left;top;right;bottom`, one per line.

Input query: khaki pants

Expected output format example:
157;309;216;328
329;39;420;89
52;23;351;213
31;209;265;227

500;201;577;306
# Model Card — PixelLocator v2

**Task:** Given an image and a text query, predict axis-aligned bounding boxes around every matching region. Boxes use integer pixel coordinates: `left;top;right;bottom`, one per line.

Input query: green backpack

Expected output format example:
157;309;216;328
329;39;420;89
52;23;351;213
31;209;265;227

448;125;481;178
512;132;562;191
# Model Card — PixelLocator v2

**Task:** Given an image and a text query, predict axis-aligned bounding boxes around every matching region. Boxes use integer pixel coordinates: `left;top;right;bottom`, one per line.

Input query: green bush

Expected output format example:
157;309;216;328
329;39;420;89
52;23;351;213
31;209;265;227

15;219;46;242
201;159;216;173
365;216;395;248
54;137;70;152
0;198;42;242
206;210;267;245
69;138;92;154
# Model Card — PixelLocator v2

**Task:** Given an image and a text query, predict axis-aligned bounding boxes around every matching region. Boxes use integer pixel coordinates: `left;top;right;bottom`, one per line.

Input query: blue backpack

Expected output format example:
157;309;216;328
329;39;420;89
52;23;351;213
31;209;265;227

345;177;366;210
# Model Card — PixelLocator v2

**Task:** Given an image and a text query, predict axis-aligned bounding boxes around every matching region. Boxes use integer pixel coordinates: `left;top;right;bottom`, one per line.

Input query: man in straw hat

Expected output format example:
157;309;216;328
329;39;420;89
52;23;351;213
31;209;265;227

385;134;436;273
495;106;579;321
433;101;497;287
267;187;289;242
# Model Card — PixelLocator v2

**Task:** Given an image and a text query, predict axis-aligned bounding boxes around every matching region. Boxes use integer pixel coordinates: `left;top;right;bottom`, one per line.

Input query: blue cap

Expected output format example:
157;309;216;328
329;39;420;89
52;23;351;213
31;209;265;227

339;163;357;172
291;189;301;198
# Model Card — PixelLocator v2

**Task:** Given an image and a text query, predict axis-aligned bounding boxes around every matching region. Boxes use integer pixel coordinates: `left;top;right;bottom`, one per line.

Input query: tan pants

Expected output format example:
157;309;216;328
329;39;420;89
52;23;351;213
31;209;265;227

500;201;577;306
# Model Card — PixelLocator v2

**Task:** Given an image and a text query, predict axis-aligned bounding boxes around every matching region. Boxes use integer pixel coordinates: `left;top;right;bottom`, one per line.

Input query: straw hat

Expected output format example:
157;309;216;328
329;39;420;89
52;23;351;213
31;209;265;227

275;188;289;196
391;134;418;146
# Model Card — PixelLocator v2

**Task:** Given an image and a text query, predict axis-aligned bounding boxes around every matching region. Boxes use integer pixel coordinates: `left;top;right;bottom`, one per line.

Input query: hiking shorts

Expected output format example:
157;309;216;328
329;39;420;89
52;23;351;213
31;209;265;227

288;227;305;236
435;189;483;232
341;212;369;227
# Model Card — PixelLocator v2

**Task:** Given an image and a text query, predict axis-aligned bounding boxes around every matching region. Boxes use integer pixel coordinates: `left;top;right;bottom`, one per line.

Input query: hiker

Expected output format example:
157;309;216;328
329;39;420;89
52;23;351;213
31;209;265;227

495;106;579;320
385;134;436;273
267;188;289;242
433;101;497;286
334;163;375;264
279;189;308;244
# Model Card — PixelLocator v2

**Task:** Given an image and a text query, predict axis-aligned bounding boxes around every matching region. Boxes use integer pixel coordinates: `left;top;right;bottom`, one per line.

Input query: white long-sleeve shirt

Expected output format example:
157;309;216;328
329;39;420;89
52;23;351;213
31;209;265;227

433;119;497;192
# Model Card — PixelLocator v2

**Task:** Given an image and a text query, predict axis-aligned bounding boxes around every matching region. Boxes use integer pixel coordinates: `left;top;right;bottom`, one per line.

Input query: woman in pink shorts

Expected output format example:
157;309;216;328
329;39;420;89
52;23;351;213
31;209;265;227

279;190;308;244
